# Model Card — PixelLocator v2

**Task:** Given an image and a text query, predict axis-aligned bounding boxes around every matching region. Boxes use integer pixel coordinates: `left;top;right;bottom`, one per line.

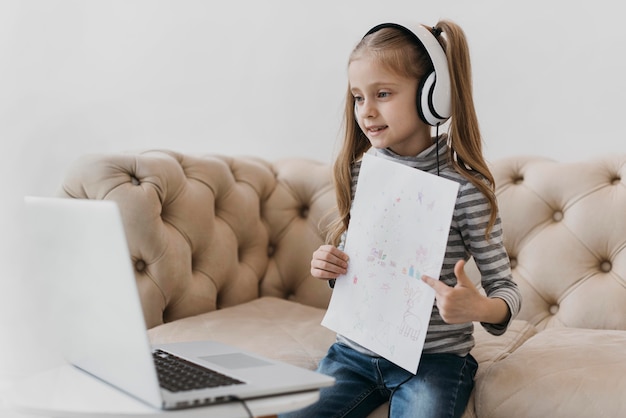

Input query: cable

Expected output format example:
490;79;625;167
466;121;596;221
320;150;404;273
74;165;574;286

435;123;441;177
229;396;254;418
387;373;415;416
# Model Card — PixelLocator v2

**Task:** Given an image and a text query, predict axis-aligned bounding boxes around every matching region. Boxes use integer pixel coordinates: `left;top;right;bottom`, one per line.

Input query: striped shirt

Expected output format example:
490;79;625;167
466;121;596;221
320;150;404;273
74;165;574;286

336;135;522;357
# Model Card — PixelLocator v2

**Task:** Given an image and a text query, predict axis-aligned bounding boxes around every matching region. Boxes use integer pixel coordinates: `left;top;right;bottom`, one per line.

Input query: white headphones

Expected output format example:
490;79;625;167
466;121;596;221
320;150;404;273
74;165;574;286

359;22;451;127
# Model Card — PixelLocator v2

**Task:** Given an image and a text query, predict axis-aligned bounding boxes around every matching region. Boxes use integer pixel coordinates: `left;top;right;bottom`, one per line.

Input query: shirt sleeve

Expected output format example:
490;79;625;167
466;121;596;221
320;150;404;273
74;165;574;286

456;181;522;336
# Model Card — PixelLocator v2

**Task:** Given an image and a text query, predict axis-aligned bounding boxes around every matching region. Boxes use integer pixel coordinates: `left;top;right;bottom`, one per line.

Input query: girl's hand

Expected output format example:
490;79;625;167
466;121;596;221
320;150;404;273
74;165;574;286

310;245;349;281
422;259;510;325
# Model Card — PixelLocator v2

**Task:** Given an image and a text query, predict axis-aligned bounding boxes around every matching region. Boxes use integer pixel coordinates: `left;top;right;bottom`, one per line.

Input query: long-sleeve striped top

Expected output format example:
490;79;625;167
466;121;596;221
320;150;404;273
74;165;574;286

335;135;522;357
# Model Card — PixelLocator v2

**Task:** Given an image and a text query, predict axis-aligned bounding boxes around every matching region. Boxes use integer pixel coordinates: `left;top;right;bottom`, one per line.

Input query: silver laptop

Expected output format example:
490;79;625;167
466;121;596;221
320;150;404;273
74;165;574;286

23;196;334;410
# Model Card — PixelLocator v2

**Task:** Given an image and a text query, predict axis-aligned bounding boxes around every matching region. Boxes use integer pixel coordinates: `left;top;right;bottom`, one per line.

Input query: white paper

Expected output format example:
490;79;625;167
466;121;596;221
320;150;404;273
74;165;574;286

321;152;460;373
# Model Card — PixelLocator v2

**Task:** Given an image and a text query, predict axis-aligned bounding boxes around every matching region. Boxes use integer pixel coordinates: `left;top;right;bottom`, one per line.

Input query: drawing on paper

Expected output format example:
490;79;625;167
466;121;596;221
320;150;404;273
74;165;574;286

321;152;459;373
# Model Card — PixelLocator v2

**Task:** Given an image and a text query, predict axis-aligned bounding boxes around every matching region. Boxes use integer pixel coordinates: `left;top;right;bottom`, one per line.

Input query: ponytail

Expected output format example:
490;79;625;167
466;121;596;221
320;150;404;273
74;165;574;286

436;20;498;238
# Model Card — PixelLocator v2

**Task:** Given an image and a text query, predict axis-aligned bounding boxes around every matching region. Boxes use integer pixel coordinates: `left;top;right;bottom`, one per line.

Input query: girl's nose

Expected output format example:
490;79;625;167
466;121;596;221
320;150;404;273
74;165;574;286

355;101;375;119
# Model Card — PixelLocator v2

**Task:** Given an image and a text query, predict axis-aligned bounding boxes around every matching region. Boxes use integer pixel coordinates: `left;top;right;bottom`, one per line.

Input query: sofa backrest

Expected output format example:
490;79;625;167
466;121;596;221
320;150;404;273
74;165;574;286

60;151;336;328
491;155;626;331
60;151;626;333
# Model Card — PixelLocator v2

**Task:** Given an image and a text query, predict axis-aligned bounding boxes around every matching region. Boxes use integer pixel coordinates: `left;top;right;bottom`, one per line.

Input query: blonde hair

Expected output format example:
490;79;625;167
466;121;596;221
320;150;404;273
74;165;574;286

327;20;497;245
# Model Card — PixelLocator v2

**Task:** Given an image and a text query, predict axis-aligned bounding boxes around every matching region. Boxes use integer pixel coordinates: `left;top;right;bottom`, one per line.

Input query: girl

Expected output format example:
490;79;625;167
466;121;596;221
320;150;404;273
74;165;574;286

283;20;521;418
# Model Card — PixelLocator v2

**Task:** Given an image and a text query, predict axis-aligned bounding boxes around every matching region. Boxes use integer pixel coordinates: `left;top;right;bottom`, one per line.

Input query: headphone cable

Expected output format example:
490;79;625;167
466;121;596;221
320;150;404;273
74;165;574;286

228;396;253;418
435;124;440;176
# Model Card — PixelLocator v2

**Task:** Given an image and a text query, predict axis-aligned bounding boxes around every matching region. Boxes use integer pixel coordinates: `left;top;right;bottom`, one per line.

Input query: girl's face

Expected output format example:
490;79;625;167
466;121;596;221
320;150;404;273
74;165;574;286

349;54;431;157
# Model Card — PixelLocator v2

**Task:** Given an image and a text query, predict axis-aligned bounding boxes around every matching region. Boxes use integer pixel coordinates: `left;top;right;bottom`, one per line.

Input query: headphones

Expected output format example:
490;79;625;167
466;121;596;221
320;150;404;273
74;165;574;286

357;22;451;127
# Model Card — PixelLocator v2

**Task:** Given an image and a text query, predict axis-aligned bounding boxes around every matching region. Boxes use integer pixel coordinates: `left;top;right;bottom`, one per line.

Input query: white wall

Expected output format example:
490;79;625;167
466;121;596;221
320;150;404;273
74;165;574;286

1;0;625;381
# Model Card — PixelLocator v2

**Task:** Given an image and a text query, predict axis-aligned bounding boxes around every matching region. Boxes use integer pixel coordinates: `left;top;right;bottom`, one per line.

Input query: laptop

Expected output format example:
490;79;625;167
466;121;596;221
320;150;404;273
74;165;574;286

23;196;334;410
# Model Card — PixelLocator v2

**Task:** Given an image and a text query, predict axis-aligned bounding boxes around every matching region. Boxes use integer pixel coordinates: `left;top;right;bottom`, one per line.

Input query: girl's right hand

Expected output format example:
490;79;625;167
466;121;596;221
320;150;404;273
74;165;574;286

310;245;349;280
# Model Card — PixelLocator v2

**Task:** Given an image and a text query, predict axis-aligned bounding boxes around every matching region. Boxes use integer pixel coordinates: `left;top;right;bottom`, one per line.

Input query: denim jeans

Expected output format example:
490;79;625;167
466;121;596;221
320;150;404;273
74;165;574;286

280;342;478;418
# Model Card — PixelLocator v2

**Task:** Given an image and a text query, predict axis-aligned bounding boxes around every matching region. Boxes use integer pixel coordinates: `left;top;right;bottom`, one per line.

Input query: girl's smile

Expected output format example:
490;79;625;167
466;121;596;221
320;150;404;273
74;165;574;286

349;54;432;156
364;124;388;135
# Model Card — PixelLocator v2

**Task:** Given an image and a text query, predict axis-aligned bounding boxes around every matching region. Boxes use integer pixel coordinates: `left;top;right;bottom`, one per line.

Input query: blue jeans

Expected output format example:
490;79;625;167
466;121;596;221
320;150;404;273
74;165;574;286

280;342;477;418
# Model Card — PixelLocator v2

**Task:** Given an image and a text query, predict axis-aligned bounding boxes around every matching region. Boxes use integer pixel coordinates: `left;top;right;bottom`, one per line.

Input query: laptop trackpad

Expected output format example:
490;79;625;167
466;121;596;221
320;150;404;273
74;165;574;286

199;353;272;369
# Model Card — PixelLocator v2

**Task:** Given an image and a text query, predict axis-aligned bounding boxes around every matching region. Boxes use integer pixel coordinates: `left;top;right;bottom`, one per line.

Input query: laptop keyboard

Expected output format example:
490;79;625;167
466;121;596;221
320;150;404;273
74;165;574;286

153;349;245;393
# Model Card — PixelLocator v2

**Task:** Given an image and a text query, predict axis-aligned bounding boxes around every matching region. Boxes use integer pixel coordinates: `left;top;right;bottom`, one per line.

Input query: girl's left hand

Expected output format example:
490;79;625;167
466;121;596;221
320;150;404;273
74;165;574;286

421;259;483;324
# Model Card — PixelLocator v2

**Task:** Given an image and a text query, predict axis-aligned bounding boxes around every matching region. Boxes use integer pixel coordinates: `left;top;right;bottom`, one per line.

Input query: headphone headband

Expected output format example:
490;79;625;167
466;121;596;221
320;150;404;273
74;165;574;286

362;22;451;126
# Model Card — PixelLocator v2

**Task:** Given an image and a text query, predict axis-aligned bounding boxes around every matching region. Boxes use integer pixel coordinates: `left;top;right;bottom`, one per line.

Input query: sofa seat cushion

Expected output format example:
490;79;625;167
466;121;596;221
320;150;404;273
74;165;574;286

147;296;337;370
475;327;626;418
471;319;538;368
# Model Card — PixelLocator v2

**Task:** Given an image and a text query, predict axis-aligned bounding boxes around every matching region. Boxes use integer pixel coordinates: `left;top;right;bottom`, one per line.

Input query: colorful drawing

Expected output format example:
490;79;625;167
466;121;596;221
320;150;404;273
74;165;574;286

321;152;459;373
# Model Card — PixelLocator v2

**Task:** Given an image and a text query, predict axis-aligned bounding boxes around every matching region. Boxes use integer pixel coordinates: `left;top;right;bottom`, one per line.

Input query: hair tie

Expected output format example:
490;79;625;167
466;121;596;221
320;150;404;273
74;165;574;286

432;26;442;37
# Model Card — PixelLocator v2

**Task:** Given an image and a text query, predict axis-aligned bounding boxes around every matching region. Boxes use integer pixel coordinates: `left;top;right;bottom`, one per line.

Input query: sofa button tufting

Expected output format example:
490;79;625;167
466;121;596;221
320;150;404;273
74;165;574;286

130;175;141;185
300;206;309;218
549;305;559;315
267;245;275;257
552;211;563;222
600;260;612;272
509;257;517;268
513;175;523;184
611;176;621;185
135;259;146;272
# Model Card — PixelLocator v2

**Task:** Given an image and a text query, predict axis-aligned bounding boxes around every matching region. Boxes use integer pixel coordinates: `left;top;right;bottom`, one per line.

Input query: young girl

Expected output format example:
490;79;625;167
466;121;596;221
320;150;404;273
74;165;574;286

282;20;521;418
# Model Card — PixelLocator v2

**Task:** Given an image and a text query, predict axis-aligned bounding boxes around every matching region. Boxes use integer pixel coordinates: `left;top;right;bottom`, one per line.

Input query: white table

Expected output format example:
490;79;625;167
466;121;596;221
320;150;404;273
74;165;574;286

3;364;319;417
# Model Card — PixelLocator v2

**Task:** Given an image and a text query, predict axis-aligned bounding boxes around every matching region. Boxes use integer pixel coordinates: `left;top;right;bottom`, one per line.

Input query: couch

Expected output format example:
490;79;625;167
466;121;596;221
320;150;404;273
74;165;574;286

59;151;626;417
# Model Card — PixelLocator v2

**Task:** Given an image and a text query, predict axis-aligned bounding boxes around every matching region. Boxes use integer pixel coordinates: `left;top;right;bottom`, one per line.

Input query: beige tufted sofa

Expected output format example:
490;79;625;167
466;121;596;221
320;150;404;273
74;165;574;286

59;151;626;418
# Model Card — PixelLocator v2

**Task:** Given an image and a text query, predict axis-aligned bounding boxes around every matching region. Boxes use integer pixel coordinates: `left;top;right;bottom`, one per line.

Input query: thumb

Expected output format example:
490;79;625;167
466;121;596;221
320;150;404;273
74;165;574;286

454;259;473;288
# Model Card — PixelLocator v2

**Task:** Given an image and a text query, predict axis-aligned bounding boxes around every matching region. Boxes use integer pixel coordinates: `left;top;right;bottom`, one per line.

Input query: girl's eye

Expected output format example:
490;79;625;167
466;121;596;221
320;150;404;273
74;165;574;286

378;91;391;98
353;96;364;103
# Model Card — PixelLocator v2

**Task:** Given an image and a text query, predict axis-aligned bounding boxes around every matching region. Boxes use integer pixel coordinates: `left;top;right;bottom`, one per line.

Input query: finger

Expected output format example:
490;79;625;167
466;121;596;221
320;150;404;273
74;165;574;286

310;246;349;279
453;259;473;288
421;275;450;295
310;270;344;280
310;258;347;276
313;246;349;268
310;268;341;280
320;245;349;263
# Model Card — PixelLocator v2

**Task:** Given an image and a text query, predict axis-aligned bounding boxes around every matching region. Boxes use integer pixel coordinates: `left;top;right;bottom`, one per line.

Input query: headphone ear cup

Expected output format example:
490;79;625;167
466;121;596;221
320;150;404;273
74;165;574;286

417;71;438;126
